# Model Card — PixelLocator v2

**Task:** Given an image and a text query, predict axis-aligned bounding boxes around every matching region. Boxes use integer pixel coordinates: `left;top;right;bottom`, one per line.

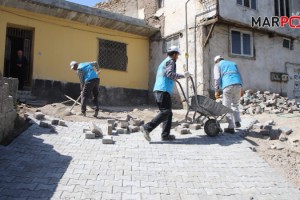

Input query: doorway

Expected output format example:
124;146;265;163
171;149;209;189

4;26;33;90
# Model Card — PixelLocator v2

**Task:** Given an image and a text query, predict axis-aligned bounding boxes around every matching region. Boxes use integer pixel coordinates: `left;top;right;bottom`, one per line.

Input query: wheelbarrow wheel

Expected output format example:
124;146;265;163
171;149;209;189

204;119;221;137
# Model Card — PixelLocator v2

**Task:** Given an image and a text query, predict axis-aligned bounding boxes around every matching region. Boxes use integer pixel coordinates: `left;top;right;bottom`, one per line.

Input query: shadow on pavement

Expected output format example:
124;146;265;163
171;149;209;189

150;133;244;146
0;123;72;199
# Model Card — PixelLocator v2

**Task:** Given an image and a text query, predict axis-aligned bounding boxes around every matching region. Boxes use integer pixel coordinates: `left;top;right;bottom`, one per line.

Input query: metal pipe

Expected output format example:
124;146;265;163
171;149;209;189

185;0;191;99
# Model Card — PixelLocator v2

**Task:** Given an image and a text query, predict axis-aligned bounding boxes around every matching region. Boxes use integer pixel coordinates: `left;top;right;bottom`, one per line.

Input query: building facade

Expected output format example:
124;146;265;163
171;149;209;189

98;0;300;105
0;0;157;105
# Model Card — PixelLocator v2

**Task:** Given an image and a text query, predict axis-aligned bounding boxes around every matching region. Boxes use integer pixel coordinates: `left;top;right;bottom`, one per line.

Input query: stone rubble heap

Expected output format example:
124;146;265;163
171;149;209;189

239;90;300;115
252;120;299;153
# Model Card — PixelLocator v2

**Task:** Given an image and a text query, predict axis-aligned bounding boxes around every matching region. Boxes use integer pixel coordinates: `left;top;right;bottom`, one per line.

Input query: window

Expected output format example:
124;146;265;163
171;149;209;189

98;39;128;71
237;0;256;9
230;30;253;57
283;38;293;50
163;36;179;53
158;0;164;8
274;0;290;17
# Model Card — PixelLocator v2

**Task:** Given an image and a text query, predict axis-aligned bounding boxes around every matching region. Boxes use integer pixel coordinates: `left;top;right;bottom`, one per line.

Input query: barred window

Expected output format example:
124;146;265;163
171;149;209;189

98;39;128;71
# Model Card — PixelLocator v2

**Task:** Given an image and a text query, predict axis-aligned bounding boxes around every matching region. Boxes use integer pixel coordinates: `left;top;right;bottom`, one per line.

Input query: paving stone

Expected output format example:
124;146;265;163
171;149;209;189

85;131;95;139
51;119;59;125
102;136;114;144
39;121;50;128
279;127;293;135
189;124;201;130
120;121;129;128
58;120;66;126
34;112;45;120
108;125;113;135
128;125;140;133
90;122;103;137
116;128;127;134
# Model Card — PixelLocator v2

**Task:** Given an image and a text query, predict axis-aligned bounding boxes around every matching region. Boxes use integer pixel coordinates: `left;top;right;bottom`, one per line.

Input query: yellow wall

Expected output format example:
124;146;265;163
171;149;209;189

0;6;150;90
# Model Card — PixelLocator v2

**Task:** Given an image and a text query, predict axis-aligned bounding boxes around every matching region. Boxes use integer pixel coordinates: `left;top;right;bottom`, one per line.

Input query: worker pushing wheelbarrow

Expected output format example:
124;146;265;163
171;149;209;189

176;68;233;137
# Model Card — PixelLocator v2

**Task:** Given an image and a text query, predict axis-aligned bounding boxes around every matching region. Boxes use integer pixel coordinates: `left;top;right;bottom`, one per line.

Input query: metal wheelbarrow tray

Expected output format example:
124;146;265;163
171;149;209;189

176;77;233;137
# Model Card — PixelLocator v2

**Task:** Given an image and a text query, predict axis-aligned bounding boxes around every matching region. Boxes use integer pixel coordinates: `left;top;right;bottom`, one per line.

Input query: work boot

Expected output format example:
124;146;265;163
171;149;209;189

224;128;235;134
162;134;176;141
235;122;241;128
140;126;151;142
93;110;99;118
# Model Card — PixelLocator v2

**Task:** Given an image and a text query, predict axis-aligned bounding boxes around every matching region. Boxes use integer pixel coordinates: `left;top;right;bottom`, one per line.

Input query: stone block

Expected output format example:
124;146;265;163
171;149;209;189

253;123;263;129
259;129;270;136
175;126;190;135
39;121;50;128
116;128;126;134
108;125;113;135
279;127;293;135
85;131;95;139
51;119;59;125
189;124;201;130
58;120;67;126
90;123;103;137
128;125;140;133
107;119;115;125
34;112;45;120
120;121;129;128
129;119;142;126
102;136;114;144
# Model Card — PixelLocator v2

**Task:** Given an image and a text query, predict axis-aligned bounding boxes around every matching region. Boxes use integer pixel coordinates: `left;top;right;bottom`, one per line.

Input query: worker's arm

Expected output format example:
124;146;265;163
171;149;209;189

165;60;184;80
89;61;100;72
214;63;222;91
77;69;85;90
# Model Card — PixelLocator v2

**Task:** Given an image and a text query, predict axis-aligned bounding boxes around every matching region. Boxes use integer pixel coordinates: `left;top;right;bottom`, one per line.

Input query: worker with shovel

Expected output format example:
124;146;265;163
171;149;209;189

70;61;100;117
141;46;192;142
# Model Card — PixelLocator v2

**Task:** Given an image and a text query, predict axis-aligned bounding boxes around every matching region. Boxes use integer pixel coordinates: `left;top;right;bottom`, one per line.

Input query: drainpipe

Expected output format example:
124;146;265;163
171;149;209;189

185;0;191;99
193;0;218;96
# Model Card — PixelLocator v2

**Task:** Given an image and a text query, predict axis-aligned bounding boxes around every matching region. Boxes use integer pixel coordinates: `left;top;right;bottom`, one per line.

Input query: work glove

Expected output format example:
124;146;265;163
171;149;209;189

215;91;220;100
241;88;244;97
184;71;192;78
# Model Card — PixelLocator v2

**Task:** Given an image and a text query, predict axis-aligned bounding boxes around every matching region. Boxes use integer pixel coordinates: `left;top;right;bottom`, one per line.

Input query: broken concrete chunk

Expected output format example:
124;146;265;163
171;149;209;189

253;123;263;129
189;124;201;130
176;126;190;135
279;127;293;135
39;121;49;128
279;134;288;142
102;136;114;144
129;119;142;126
90;122;103;137
34;112;45;120
85;131;95;139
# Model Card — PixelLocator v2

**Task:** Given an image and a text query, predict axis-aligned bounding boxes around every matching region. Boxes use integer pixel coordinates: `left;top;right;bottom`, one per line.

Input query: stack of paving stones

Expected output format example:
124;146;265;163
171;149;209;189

237;90;300;115
113;115;143;135
0;75;17;143
252;120;299;151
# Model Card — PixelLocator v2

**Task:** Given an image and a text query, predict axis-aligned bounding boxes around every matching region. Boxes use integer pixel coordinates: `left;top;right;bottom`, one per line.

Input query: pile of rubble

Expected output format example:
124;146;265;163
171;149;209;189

240;90;300;115
251;120;299;152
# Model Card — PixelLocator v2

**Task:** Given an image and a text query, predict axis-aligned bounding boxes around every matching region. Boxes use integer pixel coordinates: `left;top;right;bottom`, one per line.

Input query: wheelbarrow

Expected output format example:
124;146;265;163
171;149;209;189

176;76;233;137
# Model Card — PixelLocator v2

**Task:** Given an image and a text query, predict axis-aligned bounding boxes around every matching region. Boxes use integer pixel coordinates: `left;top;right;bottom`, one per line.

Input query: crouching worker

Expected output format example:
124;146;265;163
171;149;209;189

70;61;100;118
214;55;243;134
141;46;191;142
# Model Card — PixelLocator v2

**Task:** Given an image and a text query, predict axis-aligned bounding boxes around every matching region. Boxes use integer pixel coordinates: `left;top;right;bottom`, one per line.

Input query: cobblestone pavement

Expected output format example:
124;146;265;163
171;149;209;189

0;118;300;200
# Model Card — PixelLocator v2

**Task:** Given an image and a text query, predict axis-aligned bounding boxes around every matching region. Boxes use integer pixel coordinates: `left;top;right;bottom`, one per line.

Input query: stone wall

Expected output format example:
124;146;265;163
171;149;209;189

0;74;18;143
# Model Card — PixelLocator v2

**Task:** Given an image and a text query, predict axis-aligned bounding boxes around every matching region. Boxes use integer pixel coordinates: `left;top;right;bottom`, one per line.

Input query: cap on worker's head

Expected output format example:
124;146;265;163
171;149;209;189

214;55;224;63
70;61;78;69
167;46;181;54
